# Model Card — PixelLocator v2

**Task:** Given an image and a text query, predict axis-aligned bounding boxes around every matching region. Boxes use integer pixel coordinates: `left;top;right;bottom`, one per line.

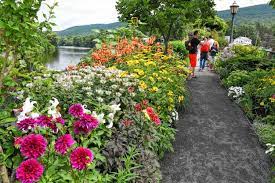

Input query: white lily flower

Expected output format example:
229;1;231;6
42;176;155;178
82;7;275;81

92;111;106;124
106;113;115;128
82;105;91;114
172;111;179;121
49;98;59;109
30;113;40;118
109;104;121;113
22;97;37;114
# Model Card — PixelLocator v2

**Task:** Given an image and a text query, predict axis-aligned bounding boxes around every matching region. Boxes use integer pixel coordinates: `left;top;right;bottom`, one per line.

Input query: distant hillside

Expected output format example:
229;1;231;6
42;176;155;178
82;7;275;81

56;22;125;36
218;4;275;25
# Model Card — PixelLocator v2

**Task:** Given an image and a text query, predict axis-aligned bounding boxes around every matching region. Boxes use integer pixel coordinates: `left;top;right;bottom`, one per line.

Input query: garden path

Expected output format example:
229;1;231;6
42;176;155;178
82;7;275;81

161;71;271;183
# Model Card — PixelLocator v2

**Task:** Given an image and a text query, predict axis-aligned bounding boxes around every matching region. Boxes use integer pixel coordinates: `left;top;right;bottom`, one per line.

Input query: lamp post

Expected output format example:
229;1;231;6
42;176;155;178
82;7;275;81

230;1;239;43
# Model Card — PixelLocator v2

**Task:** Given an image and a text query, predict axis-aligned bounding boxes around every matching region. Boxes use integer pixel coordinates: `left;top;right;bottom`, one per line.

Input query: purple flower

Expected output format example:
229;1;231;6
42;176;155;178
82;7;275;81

55;117;65;125
16;158;44;183
20;134;47;159
36;116;52;127
55;134;75;155
69;104;84;117
70;147;93;170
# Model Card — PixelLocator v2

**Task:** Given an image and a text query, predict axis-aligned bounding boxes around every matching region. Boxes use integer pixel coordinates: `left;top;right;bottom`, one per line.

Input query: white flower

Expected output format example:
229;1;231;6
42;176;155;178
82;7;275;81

22;97;37;114
100;79;107;84
228;86;245;99
97;97;104;102
105;91;112;95
92;111;105;124
26;83;33;88
96;89;104;95
265;144;275;154
82;105;91;114
116;92;122;97
109;103;121;113
106;113;115;128
30;113;40;118
48;98;61;119
172;111;179;121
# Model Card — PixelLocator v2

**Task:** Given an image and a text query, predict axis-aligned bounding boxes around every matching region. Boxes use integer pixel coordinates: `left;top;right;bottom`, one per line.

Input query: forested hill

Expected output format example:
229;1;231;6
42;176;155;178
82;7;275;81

217;4;275;25
56;22;125;36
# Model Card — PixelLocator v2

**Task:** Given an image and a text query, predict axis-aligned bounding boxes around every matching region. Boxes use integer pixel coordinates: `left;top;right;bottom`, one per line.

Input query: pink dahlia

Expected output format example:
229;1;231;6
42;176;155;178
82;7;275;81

73;114;99;135
69;104;84;117
36;115;58;133
17;118;37;131
20;134;47;159
70;147;93;170
55;134;75;155
36;116;52;127
14;137;23;148
16;158;44;183
55;117;65;125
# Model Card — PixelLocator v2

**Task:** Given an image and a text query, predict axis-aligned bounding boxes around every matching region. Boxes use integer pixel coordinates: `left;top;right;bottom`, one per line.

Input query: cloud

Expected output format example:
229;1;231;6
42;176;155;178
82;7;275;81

41;0;270;31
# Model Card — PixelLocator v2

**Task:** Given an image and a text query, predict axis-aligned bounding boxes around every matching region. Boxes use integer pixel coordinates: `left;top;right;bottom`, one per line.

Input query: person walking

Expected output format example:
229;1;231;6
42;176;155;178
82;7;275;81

187;30;200;78
209;41;219;71
199;37;210;71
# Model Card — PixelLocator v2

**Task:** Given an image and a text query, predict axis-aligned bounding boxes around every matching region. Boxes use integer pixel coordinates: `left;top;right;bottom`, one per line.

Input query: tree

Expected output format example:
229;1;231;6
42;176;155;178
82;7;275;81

270;0;275;8
116;0;216;53
0;0;57;90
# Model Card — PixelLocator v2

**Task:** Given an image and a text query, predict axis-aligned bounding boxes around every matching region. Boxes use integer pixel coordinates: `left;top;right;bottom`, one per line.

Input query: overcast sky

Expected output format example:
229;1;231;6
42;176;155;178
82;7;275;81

42;0;270;31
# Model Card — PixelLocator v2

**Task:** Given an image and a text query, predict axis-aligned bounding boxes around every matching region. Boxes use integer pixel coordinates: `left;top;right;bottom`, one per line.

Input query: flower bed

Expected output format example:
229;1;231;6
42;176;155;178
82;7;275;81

216;45;275;181
1;38;189;182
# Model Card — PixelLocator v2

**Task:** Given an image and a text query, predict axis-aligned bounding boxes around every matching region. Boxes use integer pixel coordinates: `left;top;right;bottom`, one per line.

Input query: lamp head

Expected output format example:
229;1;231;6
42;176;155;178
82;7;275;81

230;1;239;15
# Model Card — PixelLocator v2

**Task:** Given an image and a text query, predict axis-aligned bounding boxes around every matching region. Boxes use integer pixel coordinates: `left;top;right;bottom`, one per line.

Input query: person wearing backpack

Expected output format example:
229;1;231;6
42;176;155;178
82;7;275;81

186;30;200;78
199;37;210;71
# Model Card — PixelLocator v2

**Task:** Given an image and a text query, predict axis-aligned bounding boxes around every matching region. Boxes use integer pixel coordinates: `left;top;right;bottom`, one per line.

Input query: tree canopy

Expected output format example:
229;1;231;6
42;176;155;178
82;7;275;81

116;0;216;53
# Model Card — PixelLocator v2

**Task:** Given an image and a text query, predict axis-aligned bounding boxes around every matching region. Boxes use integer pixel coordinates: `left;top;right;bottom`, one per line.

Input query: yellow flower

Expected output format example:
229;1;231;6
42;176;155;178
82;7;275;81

134;69;145;76
167;90;174;96
260;101;265;106
119;71;128;78
270;97;275;103
139;81;147;90
150;87;159;93
149;77;155;82
168;106;174;111
168;97;174;103
158;106;161;110
178;96;184;103
153;73;159;78
132;73;140;78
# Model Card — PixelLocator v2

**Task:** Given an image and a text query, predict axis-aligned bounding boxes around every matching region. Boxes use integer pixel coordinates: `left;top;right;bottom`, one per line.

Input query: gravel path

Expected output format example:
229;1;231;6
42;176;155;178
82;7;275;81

161;71;271;183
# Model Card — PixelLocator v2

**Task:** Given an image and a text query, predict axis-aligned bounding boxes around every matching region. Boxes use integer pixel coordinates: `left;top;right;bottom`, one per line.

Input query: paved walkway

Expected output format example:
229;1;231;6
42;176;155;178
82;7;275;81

161;71;271;183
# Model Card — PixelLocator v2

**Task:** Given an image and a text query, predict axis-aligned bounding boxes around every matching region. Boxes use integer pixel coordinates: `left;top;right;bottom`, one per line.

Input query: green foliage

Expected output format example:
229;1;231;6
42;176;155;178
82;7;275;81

169;40;188;59
222;70;250;88
217;53;274;79
254;123;275;145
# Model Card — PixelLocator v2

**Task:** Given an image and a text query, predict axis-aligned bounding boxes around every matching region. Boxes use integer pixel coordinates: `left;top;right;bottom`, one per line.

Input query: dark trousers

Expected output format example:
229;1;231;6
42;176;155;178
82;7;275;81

200;52;208;69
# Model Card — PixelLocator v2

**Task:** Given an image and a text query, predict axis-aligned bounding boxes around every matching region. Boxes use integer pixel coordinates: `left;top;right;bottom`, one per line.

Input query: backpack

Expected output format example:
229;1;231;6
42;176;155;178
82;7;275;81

185;40;192;51
201;42;210;52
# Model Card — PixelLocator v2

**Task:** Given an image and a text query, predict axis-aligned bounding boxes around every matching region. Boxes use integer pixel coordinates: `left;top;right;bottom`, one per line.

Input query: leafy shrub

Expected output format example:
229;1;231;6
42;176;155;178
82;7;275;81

232;45;266;58
170;40;188;59
223;70;250;87
217;55;274;79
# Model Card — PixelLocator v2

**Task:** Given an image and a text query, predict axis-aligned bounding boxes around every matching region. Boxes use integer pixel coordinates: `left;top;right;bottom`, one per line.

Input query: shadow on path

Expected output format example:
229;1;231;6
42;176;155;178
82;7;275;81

161;71;271;183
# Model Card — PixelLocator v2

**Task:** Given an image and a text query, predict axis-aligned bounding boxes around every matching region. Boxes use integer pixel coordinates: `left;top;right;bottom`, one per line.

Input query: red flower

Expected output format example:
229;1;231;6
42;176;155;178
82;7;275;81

142;100;149;107
16;158;44;183
70;147;93;170
20;134;47;159
135;103;142;112
128;87;135;93
145;107;161;126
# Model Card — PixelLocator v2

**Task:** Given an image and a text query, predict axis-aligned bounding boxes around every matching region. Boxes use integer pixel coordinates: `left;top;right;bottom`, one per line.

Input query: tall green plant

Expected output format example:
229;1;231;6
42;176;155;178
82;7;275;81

0;0;57;90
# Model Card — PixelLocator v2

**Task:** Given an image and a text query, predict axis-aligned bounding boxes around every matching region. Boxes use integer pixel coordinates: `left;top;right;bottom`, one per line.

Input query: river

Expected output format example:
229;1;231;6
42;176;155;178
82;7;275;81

46;46;91;70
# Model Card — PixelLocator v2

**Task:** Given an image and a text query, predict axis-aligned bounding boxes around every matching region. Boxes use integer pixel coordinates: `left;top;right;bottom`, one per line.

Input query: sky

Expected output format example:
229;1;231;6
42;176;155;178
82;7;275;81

42;0;270;31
